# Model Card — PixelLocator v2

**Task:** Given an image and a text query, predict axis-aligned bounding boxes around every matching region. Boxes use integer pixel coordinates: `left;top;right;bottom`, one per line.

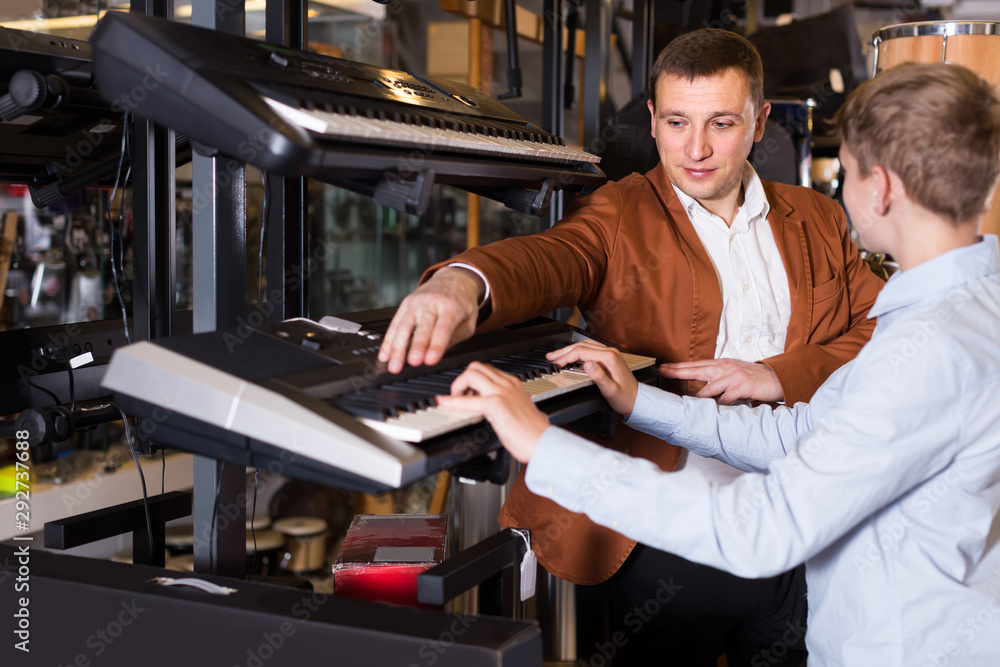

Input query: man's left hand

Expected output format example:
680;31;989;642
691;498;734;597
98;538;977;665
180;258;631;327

658;359;784;405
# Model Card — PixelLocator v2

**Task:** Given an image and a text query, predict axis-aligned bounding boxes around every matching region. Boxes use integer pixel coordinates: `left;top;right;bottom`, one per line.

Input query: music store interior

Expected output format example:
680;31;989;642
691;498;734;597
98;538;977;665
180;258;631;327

0;0;998;665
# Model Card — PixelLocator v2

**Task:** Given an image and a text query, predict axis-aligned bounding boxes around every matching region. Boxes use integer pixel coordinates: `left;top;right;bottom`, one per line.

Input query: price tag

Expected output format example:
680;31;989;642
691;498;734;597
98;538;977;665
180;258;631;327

512;529;536;601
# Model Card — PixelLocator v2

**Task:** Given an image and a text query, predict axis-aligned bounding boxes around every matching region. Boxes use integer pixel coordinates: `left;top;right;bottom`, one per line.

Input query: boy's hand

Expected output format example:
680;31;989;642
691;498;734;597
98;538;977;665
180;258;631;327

437;362;550;464
547;341;639;417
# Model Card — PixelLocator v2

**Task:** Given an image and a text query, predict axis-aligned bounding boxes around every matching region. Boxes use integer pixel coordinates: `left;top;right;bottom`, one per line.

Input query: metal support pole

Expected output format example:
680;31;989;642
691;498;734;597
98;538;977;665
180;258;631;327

582;0;612;151
128;0;175;341
265;0;308;321
631;0;654;99
190;0;248;578
541;0;565;229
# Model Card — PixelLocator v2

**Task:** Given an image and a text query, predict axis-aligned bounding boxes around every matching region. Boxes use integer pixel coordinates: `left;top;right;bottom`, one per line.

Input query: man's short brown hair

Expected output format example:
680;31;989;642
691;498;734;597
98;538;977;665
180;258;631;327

649;29;764;111
835;62;1000;224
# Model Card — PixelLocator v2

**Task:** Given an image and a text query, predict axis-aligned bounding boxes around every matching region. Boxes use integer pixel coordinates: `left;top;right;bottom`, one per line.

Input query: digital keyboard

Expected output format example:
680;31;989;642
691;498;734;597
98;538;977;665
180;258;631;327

90;12;605;215
101;310;656;493
334;340;652;443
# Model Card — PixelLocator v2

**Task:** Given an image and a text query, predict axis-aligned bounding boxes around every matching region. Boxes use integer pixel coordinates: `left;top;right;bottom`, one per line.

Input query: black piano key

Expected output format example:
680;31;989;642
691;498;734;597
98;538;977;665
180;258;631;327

509;349;561;362
365;387;429;408
331;396;397;421
381;381;439;396
385;380;443;396
339;392;403;414
507;354;560;374
489;361;541;380
367;386;436;411
357;390;421;413
399;376;455;390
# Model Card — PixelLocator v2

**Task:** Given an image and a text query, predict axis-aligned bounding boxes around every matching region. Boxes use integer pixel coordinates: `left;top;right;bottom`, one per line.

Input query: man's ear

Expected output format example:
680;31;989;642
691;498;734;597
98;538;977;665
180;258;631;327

753;102;772;143
648;98;656;139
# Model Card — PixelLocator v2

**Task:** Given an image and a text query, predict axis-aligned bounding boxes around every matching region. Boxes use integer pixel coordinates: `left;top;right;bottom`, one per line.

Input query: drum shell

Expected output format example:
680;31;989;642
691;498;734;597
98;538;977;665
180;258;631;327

247;529;286;577
873;21;1000;236
272;517;330;574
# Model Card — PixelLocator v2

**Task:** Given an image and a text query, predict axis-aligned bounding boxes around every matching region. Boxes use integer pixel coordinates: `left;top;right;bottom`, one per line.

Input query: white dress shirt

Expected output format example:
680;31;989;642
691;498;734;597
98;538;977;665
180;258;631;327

525;237;1000;666
672;163;791;484
671;163;791;361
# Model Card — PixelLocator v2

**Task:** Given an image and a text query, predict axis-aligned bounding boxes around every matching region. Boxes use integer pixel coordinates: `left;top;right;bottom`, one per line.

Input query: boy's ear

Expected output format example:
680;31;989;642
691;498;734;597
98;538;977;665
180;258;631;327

870;165;893;216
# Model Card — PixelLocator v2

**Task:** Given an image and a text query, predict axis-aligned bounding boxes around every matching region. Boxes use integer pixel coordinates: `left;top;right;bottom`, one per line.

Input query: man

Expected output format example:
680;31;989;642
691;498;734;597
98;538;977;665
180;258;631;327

379;29;884;664
437;61;1000;667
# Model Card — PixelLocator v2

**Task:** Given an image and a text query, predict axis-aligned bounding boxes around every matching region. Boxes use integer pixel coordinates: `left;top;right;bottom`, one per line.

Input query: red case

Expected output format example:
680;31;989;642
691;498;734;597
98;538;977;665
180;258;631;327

333;514;449;608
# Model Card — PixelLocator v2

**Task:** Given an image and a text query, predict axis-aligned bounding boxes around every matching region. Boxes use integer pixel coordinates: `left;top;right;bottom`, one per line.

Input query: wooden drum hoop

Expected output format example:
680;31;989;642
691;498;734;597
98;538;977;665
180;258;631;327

873;21;1000;236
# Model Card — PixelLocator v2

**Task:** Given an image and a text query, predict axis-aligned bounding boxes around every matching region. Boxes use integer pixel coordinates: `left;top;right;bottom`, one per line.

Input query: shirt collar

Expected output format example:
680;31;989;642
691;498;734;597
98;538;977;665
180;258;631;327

671;162;770;231
868;235;1000;318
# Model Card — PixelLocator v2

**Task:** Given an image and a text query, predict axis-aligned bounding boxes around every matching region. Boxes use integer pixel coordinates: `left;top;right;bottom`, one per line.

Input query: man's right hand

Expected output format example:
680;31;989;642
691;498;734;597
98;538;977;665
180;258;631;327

378;267;485;373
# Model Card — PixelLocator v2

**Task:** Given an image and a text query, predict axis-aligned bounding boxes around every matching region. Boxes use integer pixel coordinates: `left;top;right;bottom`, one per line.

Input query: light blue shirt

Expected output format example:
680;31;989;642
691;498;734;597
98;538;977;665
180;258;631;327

526;237;1000;666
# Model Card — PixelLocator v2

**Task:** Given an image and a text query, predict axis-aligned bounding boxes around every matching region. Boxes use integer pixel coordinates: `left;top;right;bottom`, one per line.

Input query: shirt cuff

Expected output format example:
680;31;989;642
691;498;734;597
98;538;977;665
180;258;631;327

446;262;491;308
624;383;685;438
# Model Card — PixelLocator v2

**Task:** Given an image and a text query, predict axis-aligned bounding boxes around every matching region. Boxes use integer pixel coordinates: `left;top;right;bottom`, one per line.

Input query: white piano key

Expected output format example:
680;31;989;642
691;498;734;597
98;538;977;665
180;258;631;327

262;96;602;165
360;355;654;443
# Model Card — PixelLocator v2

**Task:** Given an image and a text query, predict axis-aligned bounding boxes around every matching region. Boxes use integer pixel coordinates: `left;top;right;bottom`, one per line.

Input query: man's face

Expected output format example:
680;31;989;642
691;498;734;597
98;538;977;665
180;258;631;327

648;69;769;211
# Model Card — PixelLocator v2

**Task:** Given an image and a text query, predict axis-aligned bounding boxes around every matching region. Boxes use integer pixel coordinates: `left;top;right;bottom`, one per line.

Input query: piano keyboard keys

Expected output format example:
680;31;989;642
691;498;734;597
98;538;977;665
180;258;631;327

264;97;601;166
330;348;654;443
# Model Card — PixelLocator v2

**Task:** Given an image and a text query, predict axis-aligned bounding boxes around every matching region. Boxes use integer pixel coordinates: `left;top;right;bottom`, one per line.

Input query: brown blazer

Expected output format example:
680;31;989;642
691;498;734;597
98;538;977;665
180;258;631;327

425;166;885;585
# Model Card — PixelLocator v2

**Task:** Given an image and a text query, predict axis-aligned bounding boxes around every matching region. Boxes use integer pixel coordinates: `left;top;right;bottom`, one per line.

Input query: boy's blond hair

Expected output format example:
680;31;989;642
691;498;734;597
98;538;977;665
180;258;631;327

835;62;1000;224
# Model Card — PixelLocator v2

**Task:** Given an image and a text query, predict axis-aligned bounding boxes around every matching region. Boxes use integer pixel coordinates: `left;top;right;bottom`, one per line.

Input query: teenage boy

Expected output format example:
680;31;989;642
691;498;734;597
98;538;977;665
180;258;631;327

438;62;1000;665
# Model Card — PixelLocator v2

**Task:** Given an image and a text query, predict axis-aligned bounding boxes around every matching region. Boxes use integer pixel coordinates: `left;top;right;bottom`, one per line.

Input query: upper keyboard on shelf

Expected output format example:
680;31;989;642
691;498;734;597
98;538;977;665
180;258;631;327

90;12;605;214
101;310;656;493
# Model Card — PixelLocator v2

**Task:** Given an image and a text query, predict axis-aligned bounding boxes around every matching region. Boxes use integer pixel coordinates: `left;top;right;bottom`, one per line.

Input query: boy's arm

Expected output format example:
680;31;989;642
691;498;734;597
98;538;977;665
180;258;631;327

626;383;813;472
527;361;959;578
